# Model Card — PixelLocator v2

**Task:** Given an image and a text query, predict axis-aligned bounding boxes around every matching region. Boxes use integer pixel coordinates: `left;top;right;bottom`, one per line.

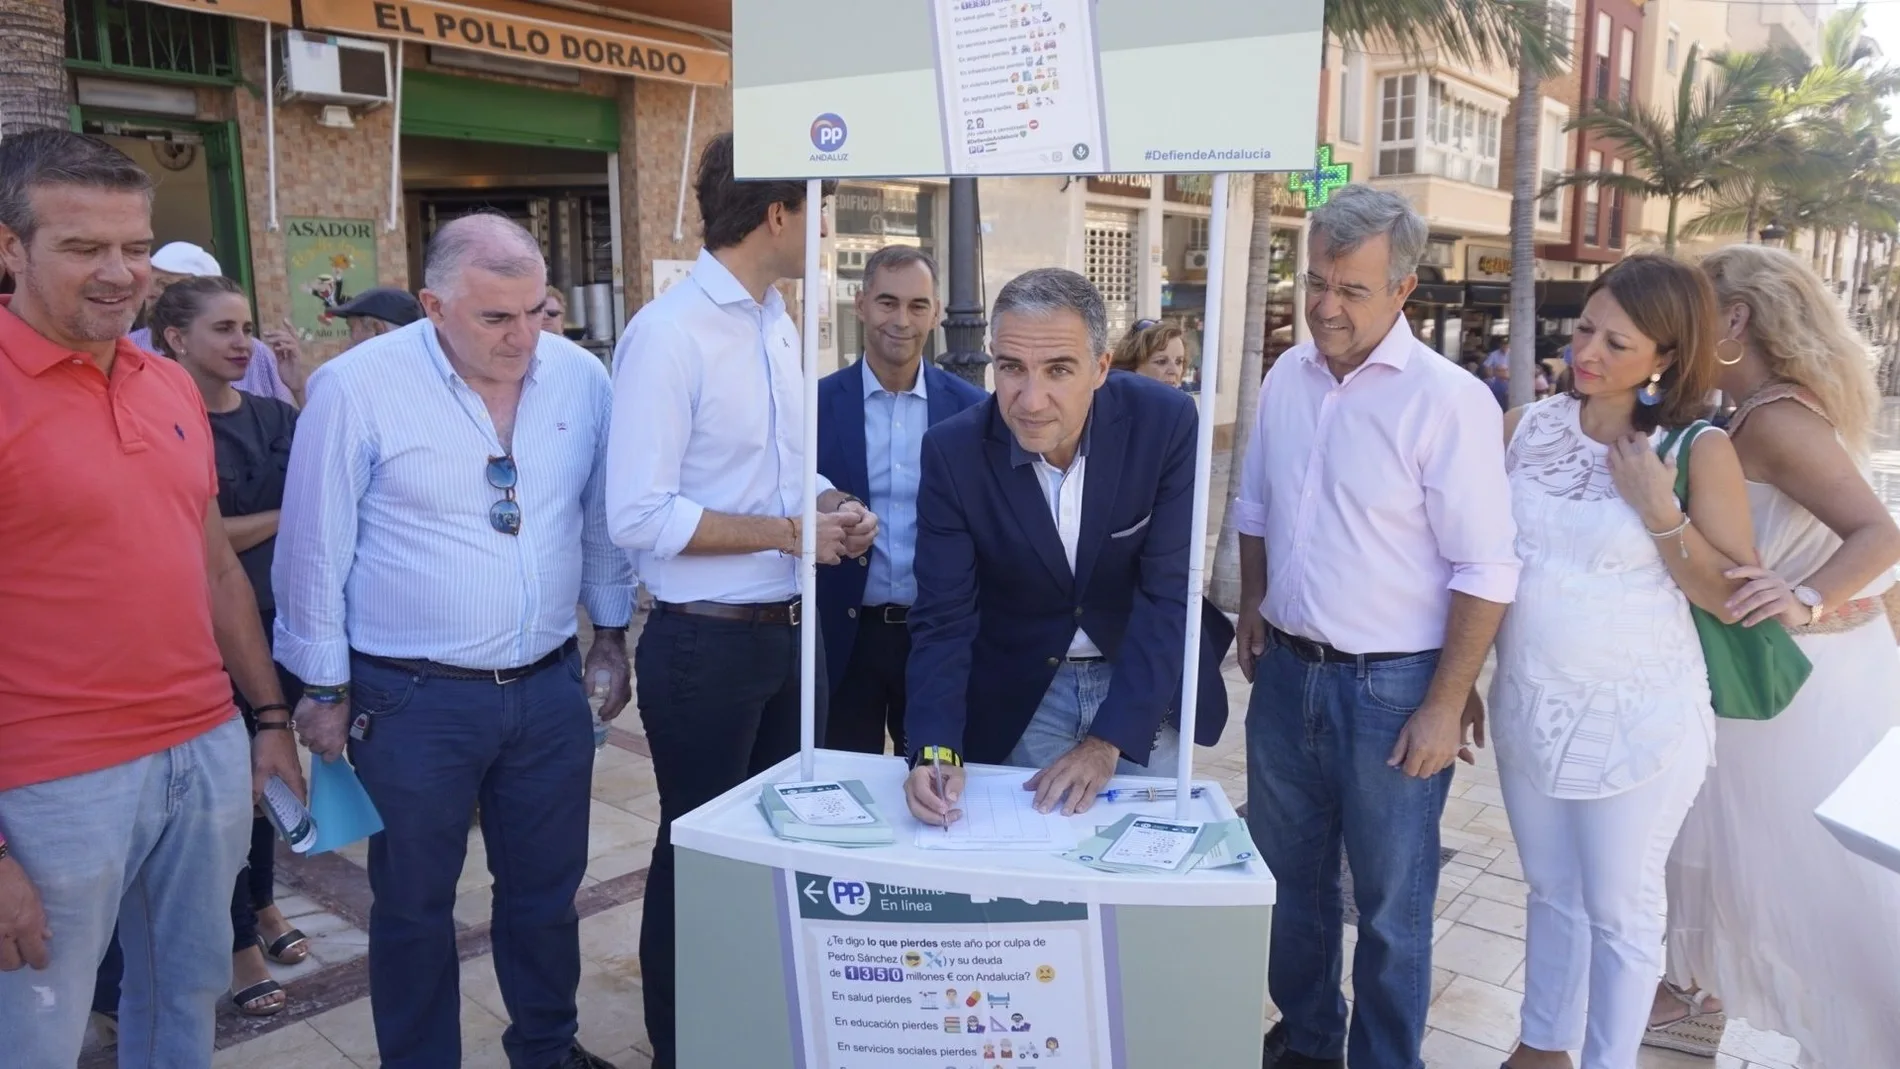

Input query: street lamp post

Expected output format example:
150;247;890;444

938;177;990;389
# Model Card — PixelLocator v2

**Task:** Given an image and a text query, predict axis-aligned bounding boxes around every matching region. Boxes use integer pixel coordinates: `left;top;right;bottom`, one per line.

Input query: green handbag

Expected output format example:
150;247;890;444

1656;421;1812;720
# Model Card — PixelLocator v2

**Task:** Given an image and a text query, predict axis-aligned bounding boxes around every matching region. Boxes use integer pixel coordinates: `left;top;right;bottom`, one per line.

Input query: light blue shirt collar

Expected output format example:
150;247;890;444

859;355;929;401
418;319;542;386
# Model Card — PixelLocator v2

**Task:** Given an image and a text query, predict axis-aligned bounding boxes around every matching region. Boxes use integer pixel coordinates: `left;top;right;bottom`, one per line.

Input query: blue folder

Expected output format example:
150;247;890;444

308;755;384;854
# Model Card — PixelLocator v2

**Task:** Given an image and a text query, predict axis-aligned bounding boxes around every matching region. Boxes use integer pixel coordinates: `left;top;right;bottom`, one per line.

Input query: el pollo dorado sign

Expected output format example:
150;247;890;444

301;0;729;86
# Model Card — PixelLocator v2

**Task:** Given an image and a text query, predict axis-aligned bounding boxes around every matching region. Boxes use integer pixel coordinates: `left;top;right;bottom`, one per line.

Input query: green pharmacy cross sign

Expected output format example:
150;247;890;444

1290;145;1351;209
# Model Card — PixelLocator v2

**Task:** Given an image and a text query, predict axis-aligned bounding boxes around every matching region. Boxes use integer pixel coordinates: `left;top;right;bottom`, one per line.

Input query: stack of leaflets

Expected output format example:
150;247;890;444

1061;814;1258;875
758;779;896;847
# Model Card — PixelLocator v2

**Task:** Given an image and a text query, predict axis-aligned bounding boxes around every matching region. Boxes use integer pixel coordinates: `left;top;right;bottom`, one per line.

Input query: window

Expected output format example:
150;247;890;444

1548;0;1576;48
1619;28;1635;103
1340;48;1365;143
1594;13;1613;100
1666;30;1680;74
1584;150;1602;245
1539;118;1567;224
1609;158;1626;248
1422;238;1457;268
1377;74;1418;176
64;0;240;82
1380;75;1502;186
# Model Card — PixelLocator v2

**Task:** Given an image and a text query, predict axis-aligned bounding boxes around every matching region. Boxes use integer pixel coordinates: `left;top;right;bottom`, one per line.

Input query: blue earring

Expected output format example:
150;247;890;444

1637;372;1663;406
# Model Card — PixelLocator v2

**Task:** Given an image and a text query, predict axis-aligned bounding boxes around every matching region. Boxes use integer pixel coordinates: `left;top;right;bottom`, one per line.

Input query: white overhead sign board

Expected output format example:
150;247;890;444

731;0;1323;179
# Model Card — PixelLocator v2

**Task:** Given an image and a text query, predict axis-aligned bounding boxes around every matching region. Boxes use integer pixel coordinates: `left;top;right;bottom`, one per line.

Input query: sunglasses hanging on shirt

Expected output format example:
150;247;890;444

487;455;521;536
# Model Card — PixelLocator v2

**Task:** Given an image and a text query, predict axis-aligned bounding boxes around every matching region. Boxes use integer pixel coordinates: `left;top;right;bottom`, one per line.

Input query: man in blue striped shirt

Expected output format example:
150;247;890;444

274;214;633;1069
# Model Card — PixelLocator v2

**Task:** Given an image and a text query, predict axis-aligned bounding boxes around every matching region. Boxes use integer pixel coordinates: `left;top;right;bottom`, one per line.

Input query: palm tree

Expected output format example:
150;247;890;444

1505;1;1566;408
1544;44;1792;254
1209;0;1564;612
0;0;70;134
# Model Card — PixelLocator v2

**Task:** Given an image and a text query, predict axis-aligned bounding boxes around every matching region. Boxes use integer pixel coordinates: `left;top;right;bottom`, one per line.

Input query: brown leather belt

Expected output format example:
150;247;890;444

658;598;802;626
356;637;576;685
1269;626;1419;665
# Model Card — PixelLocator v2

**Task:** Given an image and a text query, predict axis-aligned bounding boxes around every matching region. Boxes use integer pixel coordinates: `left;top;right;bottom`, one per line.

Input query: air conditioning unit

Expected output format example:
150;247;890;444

1185;248;1212;271
281;30;392;108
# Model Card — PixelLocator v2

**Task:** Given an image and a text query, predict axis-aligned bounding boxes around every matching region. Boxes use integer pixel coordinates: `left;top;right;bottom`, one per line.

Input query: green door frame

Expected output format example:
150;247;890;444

75;108;256;304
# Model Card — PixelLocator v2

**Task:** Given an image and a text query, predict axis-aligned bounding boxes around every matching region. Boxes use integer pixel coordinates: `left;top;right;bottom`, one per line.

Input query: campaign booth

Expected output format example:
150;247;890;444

669;3;1324;1065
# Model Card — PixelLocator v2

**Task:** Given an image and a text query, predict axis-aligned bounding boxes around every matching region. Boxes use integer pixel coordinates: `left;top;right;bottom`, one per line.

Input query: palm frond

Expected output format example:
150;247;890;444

1325;0;1569;76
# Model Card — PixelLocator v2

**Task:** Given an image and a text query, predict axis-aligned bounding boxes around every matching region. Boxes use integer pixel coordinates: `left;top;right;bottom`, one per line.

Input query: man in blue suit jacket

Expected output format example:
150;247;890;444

817;246;987;756
903;268;1234;823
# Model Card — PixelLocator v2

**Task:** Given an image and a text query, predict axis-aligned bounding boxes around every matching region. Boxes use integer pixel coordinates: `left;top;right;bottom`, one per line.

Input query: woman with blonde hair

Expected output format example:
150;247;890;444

1110;318;1188;387
1647;244;1900;1067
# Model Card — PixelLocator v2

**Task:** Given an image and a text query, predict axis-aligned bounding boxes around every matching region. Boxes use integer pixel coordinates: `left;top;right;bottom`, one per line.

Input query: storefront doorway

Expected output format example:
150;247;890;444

399;70;621;362
78;115;254;298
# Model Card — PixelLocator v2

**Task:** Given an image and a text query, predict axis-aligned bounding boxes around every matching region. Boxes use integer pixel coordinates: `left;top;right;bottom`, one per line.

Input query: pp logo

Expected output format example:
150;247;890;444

810;113;849;152
829;878;870;916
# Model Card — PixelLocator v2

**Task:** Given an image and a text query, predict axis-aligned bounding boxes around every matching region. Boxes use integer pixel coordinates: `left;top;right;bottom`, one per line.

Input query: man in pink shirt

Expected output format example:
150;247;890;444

1235;185;1519;1069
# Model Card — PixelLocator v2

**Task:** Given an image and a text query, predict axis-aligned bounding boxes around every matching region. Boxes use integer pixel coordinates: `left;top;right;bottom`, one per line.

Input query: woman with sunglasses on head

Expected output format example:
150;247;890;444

149;276;309;1018
1490;254;1755;1069
1646;245;1900;1067
1110;318;1189;388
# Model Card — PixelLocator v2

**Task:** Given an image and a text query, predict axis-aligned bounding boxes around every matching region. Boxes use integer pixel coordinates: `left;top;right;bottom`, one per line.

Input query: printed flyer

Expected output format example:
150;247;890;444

785;871;1113;1068
930;0;1107;175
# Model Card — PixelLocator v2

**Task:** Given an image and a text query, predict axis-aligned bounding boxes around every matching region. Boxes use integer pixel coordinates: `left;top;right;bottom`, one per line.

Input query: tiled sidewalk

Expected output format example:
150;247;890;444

138;399;1900;1068
164;665;1805;1069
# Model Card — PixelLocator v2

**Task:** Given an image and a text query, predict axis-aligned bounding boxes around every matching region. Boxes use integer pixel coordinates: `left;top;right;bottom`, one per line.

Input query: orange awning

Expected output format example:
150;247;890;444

301;0;730;86
142;0;294;24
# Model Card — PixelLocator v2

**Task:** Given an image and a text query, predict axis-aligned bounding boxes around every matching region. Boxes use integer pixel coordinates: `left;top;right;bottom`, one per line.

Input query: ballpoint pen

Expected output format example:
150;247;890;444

1098;786;1208;803
932;750;948;831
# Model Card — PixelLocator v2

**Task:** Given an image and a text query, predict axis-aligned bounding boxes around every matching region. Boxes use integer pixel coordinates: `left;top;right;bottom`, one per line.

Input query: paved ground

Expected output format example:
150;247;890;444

97;402;1900;1068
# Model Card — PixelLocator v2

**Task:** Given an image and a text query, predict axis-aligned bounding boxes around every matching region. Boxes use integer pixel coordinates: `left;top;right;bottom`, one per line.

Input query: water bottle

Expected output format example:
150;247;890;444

261;775;318;854
588;669;613;752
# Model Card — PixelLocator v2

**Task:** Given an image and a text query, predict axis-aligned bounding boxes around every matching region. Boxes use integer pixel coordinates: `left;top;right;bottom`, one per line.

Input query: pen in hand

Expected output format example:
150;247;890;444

932;750;952;830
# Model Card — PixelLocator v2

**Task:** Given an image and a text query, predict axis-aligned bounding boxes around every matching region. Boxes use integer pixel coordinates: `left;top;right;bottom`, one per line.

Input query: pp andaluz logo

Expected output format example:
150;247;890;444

810;113;849;160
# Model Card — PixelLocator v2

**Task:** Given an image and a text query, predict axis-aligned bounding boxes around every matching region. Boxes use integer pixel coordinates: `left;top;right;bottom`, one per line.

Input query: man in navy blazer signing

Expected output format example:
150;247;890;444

817;246;987;757
904;268;1227;824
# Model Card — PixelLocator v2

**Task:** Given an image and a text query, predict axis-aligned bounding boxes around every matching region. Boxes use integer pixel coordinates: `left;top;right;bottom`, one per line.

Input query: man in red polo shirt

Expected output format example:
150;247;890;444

0;130;306;1069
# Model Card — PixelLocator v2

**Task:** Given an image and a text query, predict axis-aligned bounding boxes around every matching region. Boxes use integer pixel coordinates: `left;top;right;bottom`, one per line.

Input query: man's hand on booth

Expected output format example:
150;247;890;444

1023;736;1120;816
905;763;966;827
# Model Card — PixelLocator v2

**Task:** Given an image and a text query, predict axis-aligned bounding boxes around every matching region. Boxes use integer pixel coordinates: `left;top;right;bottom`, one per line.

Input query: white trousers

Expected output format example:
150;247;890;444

1501;726;1708;1069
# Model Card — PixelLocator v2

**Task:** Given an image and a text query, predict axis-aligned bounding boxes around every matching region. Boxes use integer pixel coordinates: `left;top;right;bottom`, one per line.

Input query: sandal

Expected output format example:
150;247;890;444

231;979;287;1017
1643;983;1725;1057
258;929;310;965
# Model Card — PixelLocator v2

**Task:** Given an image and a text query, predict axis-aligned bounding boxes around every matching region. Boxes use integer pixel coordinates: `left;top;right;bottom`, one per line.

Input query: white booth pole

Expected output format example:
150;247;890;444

1173;172;1232;819
797;178;823;782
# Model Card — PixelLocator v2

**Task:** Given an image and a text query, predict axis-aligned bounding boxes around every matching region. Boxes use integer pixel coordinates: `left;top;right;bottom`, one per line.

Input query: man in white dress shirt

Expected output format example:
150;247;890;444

1235;186;1519;1069
605;133;874;1069
276;214;634;1069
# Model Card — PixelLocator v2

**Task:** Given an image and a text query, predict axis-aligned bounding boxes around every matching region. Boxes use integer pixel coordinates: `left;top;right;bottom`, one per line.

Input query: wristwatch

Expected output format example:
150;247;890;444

908;745;963;771
1793;585;1824;626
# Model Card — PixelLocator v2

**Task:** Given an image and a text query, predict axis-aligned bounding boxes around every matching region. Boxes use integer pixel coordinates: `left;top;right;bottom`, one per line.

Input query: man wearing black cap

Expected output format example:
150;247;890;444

331;286;423;351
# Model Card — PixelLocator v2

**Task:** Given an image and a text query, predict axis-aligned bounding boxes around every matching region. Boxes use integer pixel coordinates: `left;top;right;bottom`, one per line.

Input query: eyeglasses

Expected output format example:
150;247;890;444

1132;318;1161;332
1298;275;1393;306
487;455;521;536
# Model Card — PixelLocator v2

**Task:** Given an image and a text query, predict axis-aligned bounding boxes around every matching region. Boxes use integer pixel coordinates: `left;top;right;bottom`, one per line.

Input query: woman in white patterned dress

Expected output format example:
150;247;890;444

1645;245;1900;1068
1493;255;1758;1069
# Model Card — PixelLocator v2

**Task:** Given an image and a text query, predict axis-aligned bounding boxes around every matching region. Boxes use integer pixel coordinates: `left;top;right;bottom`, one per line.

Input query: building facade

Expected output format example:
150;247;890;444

39;0;1274;427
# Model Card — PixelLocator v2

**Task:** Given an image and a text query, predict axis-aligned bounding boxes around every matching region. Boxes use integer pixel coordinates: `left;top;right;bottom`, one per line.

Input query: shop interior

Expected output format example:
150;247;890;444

402;135;617;363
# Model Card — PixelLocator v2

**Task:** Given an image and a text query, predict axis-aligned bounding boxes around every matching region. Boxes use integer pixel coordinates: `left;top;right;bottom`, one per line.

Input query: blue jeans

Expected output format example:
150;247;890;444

1004;660;1181;774
1245;638;1451;1069
347;646;593;1069
0;717;251;1069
